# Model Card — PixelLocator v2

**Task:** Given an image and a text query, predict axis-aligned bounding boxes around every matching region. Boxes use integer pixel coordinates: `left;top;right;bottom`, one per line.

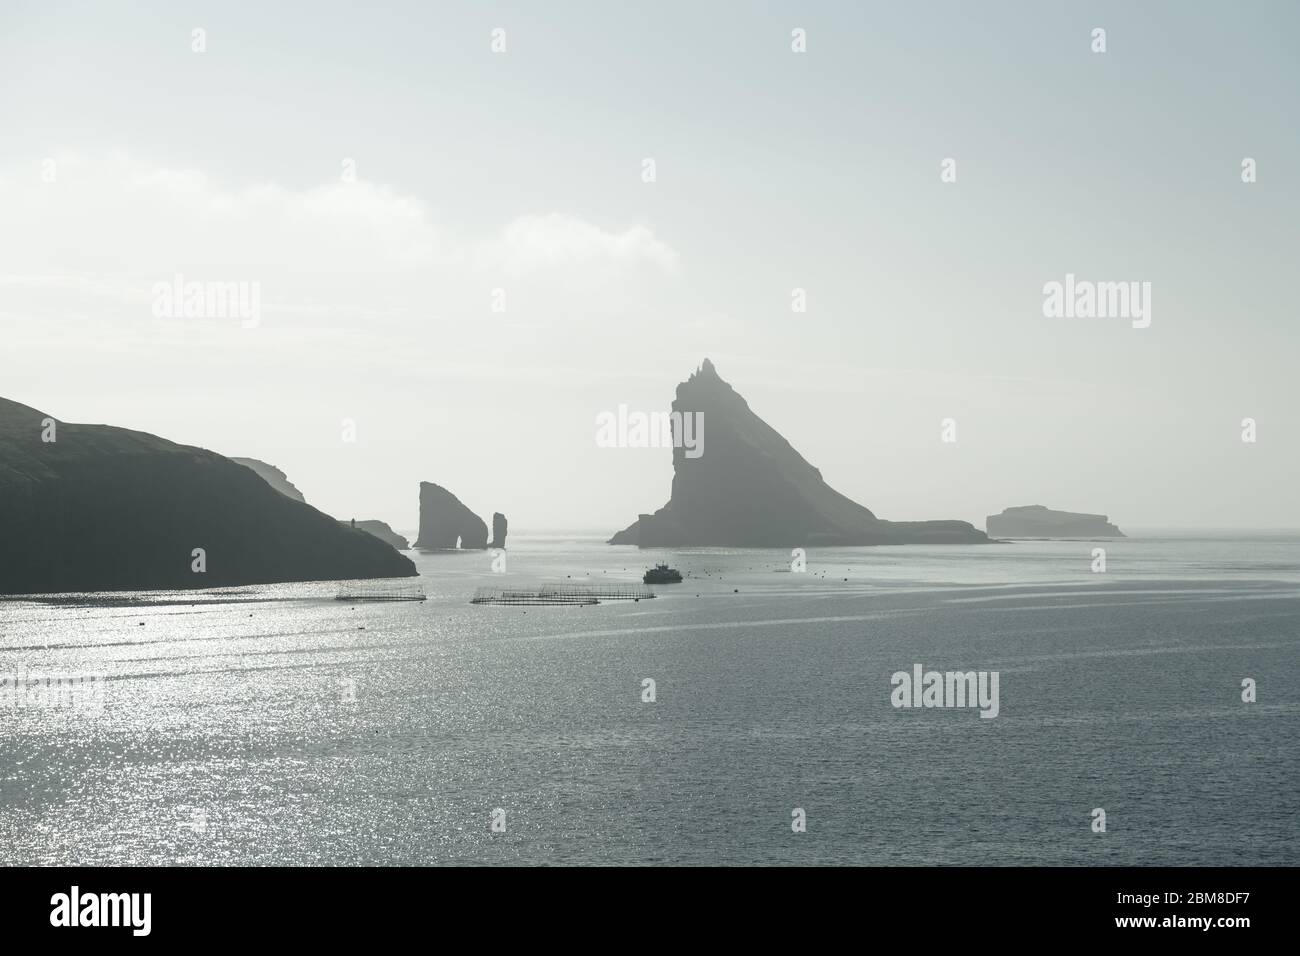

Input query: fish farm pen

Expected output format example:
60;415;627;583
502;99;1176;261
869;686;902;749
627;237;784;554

334;582;427;602
471;584;655;606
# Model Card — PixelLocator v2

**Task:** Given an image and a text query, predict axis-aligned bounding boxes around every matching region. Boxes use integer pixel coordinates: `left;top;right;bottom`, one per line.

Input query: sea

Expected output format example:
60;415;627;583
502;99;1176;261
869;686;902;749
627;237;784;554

2;532;1297;866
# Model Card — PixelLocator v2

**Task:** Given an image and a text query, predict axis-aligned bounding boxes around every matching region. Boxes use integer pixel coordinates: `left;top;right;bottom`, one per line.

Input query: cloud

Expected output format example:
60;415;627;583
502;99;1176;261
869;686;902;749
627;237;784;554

0;151;698;400
484;214;679;277
0;152;679;284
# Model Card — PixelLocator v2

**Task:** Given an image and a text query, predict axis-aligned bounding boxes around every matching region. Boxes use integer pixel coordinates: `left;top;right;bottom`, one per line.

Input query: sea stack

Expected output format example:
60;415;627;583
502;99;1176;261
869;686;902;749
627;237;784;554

0;398;416;594
986;505;1125;538
489;512;508;549
414;482;490;549
608;360;988;547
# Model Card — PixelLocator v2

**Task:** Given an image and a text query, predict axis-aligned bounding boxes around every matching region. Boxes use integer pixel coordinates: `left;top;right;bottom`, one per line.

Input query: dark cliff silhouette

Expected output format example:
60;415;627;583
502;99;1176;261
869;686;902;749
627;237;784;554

345;520;410;550
986;505;1125;538
230;457;306;502
232;457;410;550
489;512;508;549
414;482;489;549
608;360;988;547
0;398;416;594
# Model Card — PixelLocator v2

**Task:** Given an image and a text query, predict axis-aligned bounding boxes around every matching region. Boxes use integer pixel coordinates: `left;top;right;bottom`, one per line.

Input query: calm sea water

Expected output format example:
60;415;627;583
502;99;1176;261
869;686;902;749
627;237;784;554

2;532;1298;865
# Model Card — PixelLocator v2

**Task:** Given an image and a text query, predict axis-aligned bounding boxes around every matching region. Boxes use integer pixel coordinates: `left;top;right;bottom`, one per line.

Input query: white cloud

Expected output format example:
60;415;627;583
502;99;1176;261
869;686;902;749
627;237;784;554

0;152;679;283
484;214;679;278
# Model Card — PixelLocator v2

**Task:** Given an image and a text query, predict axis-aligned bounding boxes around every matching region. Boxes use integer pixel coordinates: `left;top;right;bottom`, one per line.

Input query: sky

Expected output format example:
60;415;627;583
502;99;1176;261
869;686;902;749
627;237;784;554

2;0;1297;532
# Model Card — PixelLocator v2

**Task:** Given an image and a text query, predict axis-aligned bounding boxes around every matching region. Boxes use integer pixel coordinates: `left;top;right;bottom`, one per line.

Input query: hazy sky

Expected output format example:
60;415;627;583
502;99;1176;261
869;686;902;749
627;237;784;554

2;1;1297;532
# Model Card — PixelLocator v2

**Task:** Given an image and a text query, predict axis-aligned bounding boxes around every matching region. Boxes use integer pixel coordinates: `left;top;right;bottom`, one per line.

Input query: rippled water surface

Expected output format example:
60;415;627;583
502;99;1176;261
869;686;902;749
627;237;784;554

2;533;1298;865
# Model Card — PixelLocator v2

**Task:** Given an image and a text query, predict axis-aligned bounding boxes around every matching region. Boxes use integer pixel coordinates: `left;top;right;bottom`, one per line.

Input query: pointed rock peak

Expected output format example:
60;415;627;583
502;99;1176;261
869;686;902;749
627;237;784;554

608;364;989;548
686;357;729;393
681;356;738;404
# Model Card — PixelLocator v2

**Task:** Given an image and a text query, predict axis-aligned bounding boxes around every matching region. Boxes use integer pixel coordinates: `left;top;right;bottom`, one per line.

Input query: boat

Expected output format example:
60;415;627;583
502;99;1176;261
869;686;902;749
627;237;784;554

643;563;683;584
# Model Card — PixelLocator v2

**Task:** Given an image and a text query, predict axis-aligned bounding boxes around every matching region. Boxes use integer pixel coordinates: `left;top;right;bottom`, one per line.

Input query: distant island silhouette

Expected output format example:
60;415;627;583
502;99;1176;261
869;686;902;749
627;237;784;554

234;457;410;549
345;519;410;550
609;360;989;547
0;398;415;594
986;505;1125;538
230;457;307;501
